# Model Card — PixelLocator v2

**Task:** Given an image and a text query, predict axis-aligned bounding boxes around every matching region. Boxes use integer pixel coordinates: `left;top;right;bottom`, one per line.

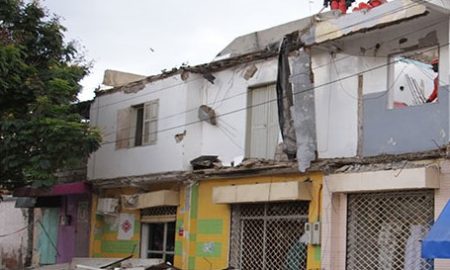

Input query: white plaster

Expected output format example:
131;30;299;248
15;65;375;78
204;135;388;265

0;198;29;269
88;58;279;180
326;166;439;193
88;10;450;178
313;50;358;158
321;185;347;270
121;190;179;210
212;181;312;204
313;14;449;159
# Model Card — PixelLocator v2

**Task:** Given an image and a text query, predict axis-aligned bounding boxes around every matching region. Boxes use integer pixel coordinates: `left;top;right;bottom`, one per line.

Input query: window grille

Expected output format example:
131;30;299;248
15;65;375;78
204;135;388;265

346;190;434;270
142;206;177;216
230;201;309;270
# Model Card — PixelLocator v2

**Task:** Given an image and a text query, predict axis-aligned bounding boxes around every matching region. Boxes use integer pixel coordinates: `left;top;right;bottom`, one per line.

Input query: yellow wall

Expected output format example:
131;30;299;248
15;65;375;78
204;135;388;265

174;172;323;270
89;188;141;258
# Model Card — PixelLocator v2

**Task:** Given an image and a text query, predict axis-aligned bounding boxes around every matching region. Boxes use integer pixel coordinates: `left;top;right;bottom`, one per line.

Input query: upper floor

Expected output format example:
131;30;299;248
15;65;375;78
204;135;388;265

310;0;450;159
88;0;450;180
88;49;287;180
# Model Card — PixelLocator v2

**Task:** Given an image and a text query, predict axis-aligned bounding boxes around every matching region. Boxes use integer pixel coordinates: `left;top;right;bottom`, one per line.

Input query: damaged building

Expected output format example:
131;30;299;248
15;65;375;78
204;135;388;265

87;13;323;269
88;0;450;269
10;0;450;269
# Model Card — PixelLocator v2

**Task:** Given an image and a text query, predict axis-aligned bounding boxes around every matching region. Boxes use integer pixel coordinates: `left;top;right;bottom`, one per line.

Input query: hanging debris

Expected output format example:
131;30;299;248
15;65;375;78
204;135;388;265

276;33;298;160
243;64;258;80
203;73;216;84
198;105;217;125
190;155;220;170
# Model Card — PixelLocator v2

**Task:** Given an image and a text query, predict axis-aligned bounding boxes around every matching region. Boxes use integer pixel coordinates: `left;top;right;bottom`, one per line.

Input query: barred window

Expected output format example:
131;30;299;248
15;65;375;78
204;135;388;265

229;201;309;270
346;190;434;270
141;206;177;216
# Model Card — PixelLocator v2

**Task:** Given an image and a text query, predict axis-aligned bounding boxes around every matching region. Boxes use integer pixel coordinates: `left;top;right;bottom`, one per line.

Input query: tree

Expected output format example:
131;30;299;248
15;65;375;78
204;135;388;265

0;0;101;189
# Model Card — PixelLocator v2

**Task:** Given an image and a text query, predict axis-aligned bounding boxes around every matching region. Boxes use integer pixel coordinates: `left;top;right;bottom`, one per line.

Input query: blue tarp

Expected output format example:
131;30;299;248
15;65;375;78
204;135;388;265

422;199;450;259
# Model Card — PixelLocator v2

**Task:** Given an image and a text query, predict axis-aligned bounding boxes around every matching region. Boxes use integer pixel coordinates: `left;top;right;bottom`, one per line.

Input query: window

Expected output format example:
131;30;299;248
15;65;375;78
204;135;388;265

229;202;308;270
246;84;279;159
140;206;177;264
389;47;439;109
116;99;159;149
141;222;175;263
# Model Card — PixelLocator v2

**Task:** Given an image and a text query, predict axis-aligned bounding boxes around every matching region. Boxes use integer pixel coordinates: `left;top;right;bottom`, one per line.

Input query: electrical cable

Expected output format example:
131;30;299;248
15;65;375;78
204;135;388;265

98;20;448;141
0;225;28;238
4;1;445;178
98;42;450;147
89;0;434;112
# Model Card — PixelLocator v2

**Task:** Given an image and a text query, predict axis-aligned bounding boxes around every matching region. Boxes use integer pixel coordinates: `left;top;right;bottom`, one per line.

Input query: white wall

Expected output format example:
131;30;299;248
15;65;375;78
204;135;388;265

201;59;279;164
313;14;449;159
0;198;29;269
88;58;279;180
88;75;189;179
313;50;359;158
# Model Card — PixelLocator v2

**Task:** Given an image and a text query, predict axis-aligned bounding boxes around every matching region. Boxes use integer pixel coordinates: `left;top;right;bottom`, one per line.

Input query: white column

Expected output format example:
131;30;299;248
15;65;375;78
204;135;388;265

321;177;348;270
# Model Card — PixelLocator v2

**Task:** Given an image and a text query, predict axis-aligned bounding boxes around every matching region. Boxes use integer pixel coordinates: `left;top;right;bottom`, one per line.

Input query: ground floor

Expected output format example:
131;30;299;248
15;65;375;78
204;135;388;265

14;159;450;269
89;171;323;270
321;161;450;270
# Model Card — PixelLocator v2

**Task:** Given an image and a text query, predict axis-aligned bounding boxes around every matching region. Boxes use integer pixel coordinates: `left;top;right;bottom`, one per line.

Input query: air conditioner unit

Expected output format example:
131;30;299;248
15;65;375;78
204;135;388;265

97;198;119;215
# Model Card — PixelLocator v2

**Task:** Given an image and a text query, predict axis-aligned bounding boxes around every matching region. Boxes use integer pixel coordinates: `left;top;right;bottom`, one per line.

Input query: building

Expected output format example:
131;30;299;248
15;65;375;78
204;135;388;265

0;196;31;269
298;1;450;270
13;0;447;269
12;181;92;267
87;14;323;270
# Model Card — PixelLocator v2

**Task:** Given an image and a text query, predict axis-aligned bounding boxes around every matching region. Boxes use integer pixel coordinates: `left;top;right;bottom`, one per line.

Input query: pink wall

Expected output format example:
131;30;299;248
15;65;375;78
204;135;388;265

56;194;90;263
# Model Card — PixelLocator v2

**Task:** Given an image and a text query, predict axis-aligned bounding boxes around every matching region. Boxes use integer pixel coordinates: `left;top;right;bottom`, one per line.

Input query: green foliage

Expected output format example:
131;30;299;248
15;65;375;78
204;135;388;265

0;0;101;189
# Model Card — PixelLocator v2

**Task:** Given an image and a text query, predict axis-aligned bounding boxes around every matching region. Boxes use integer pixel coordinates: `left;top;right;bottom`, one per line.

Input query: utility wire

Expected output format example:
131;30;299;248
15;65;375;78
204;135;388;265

0;225;28;238
98;42;450;147
90;2;441;139
95;16;447;140
90;0;433;112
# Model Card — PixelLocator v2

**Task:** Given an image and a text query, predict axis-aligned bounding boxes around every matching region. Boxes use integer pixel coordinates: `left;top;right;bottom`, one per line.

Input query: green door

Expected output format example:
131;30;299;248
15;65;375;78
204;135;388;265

38;208;59;265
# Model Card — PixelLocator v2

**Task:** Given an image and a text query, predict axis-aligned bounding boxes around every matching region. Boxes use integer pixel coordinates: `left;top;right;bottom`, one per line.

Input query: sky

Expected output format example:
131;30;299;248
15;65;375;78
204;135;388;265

41;0;325;101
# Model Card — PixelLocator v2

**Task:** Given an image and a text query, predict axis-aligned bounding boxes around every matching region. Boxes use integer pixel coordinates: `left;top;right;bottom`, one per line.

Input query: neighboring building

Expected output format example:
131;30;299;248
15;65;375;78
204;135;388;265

13;182;92;266
0;196;31;270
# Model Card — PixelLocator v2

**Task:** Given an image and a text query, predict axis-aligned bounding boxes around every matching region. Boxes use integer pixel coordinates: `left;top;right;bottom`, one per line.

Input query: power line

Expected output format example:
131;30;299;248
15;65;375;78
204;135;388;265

90;0;432;112
98;42;450;147
95;14;447;141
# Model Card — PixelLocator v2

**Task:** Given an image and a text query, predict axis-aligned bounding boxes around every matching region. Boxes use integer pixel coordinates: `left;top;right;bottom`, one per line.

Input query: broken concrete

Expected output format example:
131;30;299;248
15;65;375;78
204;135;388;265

291;49;317;172
103;70;146;87
198;105;217;126
276;34;297;160
301;0;428;46
243;64;258;80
